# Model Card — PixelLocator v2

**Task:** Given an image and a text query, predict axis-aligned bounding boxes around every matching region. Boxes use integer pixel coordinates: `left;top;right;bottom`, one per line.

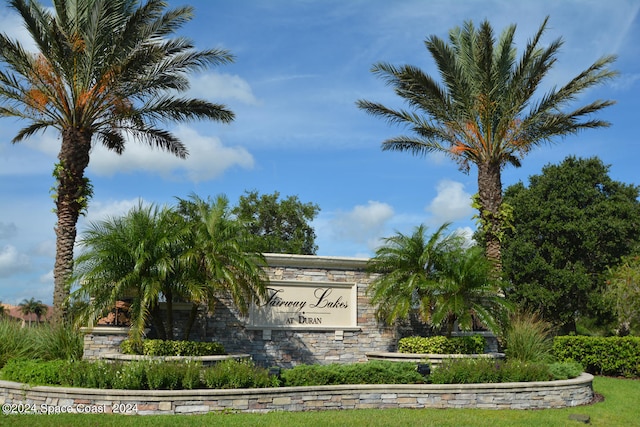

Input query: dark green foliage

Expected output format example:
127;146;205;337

429;359;553;384
397;335;486;354
232;190;320;255
502;156;640;332
120;339;225;356
202;359;277;389
1;359;69;386
280;361;425;387
553;336;640;377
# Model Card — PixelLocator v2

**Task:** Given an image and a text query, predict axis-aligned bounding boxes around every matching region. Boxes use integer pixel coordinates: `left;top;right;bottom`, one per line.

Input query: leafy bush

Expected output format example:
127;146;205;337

202;359;276;389
504;311;554;363
548;361;584;380
1;358;70;385
280;361;425;387
120;339;225;356
398;335;485;354
553;335;640;377
428;359;553;384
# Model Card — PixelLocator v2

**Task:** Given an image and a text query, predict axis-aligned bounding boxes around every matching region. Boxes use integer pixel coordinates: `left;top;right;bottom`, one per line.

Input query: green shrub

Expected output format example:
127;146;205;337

202;359;276;389
280;361;425;387
428;359;553;384
398;335;485;354
145;360;190;390
1;359;69;385
548;361;584;380
553;335;640;377
120;339;225;356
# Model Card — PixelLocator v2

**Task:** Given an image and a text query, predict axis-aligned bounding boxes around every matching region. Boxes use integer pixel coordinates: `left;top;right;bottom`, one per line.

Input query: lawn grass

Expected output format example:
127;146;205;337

1;376;638;426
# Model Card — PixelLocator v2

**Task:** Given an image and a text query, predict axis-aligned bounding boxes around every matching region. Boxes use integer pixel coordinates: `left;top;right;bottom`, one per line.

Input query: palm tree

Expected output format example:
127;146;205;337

19;297;48;326
176;194;269;337
0;0;235;323
367;225;510;337
428;246;512;337
366;223;464;325
69;202;185;341
69;196;269;342
357;17;617;271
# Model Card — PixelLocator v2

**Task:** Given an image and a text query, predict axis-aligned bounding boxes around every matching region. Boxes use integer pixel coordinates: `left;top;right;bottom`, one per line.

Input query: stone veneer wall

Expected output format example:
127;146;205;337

81;327;130;360
81;254;397;366
206;254;396;368
0;374;595;414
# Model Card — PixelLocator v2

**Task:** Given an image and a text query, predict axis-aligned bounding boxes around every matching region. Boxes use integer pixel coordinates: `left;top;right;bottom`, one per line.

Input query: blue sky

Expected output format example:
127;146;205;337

1;0;639;305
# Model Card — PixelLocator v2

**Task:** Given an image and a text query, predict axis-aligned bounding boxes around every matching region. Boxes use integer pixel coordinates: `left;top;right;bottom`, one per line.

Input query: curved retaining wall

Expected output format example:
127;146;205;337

0;373;594;415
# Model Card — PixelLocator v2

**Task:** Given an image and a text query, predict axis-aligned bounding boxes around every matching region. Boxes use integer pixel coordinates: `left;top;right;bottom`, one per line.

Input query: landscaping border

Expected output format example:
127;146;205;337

0;373;594;415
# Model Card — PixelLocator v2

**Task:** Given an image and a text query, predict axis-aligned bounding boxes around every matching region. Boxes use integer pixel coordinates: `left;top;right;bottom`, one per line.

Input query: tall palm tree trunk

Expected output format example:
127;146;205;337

477;161;503;272
53;128;92;324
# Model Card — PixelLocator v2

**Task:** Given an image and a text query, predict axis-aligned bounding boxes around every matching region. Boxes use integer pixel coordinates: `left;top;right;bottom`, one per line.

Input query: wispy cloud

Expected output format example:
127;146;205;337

88;125;254;182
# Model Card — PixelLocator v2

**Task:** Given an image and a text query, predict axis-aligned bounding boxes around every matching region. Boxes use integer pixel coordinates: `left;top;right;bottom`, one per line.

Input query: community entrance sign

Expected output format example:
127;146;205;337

249;280;357;329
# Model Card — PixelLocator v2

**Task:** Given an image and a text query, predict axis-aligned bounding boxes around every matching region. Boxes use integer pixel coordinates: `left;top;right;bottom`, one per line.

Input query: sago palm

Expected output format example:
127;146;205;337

357;17;617;271
0;0;235;322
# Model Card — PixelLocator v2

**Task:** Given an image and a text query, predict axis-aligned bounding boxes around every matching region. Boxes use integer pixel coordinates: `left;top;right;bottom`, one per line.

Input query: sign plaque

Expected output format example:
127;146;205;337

249;280;357;329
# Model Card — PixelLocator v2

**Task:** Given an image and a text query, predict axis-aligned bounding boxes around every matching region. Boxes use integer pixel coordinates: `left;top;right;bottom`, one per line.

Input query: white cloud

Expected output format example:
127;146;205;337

188;72;261;106
0;245;31;278
83;198;146;223
329;201;394;251
426;180;474;226
88;125;254;182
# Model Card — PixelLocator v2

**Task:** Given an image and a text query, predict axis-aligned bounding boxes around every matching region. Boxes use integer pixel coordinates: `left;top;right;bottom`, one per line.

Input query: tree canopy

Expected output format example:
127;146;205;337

502;156;640;333
232;190;320;255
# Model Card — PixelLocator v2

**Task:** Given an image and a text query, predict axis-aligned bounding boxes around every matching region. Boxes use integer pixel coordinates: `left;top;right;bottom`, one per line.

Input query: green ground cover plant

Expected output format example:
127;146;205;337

397;335;485;354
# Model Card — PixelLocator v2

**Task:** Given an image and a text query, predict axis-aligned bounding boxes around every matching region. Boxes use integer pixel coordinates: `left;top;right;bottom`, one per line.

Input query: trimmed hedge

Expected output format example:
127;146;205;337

553;336;640;377
120;339;225;356
398;335;486;354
